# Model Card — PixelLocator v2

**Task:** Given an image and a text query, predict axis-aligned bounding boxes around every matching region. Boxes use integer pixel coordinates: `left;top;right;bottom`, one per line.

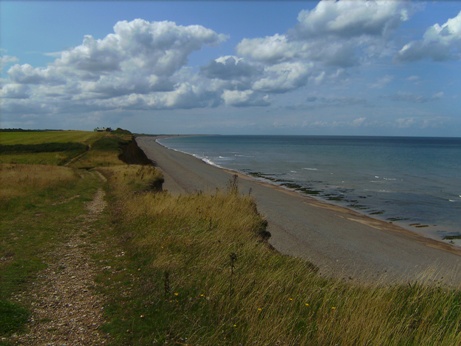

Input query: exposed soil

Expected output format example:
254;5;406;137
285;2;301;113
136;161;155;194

10;188;111;345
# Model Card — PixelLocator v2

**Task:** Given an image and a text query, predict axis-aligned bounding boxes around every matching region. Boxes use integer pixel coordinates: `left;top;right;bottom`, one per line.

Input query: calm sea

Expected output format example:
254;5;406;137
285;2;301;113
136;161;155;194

158;135;461;241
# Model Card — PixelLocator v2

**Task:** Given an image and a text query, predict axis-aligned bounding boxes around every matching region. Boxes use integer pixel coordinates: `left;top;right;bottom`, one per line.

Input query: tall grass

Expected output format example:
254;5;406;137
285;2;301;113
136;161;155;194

100;169;461;345
3;130;461;344
0;164;79;201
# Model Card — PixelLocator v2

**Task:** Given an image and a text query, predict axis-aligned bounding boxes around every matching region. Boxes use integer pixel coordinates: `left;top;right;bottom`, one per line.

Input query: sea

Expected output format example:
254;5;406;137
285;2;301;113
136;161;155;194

157;135;461;242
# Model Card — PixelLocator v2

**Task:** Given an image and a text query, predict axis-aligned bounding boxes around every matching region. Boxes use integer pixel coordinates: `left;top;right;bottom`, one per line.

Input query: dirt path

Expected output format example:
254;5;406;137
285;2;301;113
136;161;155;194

11;189;110;345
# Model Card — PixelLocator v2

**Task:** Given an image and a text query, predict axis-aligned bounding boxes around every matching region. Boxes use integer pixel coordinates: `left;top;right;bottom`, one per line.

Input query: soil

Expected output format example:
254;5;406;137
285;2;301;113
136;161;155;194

10;188;111;345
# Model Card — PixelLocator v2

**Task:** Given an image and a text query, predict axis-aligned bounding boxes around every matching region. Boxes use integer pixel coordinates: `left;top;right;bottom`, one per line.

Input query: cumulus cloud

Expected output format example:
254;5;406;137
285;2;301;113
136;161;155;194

55;19;226;77
202;56;255;79
0;54;18;72
236;0;410;78
293;0;408;38
221;89;269;107
237;34;295;64
0;83;30;99
8;64;64;85
397;11;461;61
252;62;312;93
2;19;228;115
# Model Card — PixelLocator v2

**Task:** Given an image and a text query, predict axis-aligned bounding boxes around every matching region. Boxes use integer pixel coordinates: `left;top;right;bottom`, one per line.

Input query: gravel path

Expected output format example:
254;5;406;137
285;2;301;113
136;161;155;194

11;188;110;345
137;136;461;286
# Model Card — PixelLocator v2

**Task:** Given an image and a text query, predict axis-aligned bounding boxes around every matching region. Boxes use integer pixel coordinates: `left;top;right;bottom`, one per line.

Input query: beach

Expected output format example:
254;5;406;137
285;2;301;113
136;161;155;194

137;136;461;285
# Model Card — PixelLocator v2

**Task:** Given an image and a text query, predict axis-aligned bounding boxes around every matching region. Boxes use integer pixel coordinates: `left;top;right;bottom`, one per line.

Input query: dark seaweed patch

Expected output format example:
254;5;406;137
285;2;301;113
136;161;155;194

370;210;385;215
387;217;409;222
325;194;344;201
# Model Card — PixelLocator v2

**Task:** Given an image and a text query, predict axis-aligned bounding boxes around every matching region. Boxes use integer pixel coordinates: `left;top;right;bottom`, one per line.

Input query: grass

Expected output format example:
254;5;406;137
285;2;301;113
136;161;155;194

97;168;461;345
0;164;101;342
0;130;102;146
0;131;105;165
68;133;133;169
0;130;135;342
2;130;461;344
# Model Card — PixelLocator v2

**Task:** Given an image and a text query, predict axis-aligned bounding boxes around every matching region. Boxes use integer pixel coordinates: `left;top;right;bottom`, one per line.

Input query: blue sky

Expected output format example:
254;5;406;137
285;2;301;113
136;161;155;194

1;1;460;136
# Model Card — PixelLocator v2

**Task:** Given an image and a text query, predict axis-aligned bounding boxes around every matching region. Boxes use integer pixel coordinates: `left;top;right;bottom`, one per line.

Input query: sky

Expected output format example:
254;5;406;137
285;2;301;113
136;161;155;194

1;1;461;136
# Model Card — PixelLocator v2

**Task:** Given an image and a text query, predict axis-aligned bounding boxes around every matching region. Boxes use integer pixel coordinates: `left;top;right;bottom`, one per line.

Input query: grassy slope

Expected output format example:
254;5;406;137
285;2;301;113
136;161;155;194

100;172;461;345
1;131;461;345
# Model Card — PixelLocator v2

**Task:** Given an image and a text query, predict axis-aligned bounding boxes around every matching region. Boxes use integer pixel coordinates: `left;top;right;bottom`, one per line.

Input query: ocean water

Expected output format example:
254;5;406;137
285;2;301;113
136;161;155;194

158;135;461;241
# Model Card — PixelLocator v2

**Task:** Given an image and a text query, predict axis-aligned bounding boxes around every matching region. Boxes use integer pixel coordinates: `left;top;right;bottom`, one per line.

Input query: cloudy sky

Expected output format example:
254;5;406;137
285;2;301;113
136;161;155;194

1;1;460;136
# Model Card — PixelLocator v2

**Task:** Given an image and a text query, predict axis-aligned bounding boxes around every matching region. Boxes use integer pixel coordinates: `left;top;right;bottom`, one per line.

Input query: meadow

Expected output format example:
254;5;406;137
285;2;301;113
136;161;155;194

1;130;461;345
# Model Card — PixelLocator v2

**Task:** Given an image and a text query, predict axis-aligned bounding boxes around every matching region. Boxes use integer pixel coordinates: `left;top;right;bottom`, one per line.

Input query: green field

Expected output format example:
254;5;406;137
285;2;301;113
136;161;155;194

0;130;103;146
2;130;461;345
0;131;132;166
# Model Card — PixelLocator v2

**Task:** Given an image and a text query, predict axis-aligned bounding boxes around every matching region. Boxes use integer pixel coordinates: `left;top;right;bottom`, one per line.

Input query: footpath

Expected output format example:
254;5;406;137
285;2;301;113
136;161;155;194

10;188;111;346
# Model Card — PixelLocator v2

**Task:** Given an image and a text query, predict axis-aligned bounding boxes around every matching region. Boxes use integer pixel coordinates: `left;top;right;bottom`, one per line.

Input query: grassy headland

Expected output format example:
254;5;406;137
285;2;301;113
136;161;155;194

1;130;461;345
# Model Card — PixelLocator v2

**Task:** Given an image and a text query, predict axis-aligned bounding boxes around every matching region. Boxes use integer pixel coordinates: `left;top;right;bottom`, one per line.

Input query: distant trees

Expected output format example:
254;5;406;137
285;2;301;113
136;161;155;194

94;127;112;132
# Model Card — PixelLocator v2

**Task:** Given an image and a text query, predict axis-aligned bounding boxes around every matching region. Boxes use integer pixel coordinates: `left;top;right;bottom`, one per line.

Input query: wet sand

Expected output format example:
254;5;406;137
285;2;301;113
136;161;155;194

137;136;461;286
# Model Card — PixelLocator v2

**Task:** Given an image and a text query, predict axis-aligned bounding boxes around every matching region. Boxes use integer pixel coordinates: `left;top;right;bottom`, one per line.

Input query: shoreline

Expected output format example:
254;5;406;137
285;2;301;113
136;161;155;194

155;135;459;248
137;136;461;285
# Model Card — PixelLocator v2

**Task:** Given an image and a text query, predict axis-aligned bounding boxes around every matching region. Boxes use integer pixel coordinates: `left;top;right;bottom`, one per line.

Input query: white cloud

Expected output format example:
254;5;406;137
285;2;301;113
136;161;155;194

352;117;367;127
1;19;227;116
236;0;410;74
407;75;420;82
237;34;294;63
54;19;226;77
8;64;64;85
0;55;18;72
370;75;394;89
200;56;261;92
294;0;408;38
252;62;312;93
0;83;30;99
397;11;461;61
221;89;269;107
396;117;416;128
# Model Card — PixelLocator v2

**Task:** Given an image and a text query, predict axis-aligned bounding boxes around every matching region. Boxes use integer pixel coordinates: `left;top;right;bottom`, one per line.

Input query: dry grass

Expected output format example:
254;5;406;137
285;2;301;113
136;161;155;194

69;133;133;169
70;150;123;168
0;163;79;201
3;130;461;344
101;168;461;345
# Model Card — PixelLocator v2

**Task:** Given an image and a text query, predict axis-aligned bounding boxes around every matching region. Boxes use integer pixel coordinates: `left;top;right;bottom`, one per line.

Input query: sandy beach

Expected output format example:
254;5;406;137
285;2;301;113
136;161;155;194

137;136;461;285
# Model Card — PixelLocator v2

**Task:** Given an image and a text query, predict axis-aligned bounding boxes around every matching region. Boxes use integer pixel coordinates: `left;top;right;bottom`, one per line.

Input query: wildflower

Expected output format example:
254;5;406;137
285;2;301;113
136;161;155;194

331;306;337;311
200;294;205;297
289;297;293;301
257;307;263;312
305;303;310;307
233;324;237;328
174;292;179;296
140;314;145;318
